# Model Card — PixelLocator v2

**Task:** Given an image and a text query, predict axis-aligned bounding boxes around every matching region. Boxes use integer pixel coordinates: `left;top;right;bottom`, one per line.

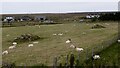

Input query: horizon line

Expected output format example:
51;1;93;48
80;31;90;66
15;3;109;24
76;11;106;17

0;10;118;15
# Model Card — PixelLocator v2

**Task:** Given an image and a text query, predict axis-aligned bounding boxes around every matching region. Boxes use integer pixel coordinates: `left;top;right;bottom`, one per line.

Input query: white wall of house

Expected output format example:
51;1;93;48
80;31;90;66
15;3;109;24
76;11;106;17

86;15;100;19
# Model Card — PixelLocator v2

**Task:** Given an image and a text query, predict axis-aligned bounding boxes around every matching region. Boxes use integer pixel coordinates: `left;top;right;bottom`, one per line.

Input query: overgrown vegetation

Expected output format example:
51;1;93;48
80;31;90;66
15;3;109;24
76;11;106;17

99;12;120;21
85;42;119;67
91;24;106;29
13;34;41;43
2;22;118;66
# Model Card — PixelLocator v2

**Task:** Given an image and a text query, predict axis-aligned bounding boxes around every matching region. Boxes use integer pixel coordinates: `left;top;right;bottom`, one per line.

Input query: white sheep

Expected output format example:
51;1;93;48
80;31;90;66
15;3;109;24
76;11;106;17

76;47;84;51
93;55;100;60
53;34;57;36
58;33;63;36
70;44;76;49
9;45;16;49
65;39;71;44
118;40;120;43
12;42;17;45
28;44;34;47
2;50;8;55
33;41;39;44
82;32;86;35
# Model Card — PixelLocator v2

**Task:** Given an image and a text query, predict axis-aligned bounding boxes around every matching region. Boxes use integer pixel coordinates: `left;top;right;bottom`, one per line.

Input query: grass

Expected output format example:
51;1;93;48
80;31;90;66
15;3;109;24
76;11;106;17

85;42;119;67
2;21;118;66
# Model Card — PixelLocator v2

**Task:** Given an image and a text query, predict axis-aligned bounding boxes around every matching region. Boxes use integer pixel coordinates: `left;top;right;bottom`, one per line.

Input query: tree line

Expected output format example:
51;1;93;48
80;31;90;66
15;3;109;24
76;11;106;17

98;12;120;21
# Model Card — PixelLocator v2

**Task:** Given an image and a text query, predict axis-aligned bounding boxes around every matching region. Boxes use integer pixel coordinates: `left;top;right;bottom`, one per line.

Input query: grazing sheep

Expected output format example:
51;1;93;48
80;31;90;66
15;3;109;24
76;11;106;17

76;47;84;51
93;55;100;60
9;45;16;49
33;41;39;44
58;33;63;36
118;40;120;43
2;50;8;55
66;39;71;44
70;44;76;49
53;34;57;36
12;42;17;45
28;44;34;47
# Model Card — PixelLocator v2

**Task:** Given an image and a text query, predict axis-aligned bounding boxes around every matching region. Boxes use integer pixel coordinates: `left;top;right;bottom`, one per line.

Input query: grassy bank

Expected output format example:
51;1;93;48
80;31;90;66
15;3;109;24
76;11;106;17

2;21;118;66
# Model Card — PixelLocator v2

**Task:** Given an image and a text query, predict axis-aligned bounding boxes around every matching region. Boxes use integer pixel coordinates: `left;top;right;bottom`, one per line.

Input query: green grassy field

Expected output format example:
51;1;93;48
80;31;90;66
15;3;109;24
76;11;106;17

2;21;118;66
86;42;119;67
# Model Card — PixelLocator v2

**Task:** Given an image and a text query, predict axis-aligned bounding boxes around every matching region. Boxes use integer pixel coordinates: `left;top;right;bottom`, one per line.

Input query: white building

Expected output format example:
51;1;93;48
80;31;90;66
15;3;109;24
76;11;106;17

3;16;14;22
86;15;100;19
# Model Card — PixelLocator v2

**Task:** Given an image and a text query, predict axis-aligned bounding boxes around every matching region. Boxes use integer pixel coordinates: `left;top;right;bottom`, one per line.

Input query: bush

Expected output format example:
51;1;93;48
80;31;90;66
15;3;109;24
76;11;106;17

91;24;106;29
13;34;41;43
2;62;16;68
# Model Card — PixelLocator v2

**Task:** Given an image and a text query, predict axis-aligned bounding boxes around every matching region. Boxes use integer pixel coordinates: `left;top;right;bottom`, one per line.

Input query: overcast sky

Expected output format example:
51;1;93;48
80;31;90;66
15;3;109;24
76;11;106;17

1;0;119;14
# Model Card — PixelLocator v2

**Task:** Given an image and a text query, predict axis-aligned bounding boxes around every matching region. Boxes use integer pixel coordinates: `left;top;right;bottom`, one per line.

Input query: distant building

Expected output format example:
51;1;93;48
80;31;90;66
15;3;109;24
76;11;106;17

3;16;14;23
86;15;100;19
34;16;47;22
19;16;31;21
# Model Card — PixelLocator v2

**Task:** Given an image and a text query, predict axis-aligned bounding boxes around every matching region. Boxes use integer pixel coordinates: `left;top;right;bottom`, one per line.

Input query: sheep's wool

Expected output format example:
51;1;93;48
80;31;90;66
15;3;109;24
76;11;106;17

58;33;63;36
33;41;39;44
66;40;71;43
53;34;57;36
76;48;84;51
2;50;8;55
9;45;16;49
93;55;100;60
70;44;75;48
13;42;17;45
28;44;34;47
118;40;120;43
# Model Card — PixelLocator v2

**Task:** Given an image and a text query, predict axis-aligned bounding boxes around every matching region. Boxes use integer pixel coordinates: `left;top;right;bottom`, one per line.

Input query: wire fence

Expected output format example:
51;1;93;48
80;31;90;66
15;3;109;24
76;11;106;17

52;34;118;67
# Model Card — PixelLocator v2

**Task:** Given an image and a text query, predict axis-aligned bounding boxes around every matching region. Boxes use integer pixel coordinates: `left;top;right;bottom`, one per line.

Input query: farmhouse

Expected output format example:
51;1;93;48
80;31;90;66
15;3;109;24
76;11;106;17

19;16;31;21
34;16;47;22
86;15;100;19
3;16;14;23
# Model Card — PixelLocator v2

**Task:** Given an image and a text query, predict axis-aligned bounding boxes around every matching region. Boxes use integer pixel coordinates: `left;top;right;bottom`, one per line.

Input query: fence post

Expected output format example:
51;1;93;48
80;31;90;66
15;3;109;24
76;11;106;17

78;51;81;65
91;47;94;68
65;54;69;68
53;56;57;68
70;54;75;68
86;47;88;61
92;48;94;57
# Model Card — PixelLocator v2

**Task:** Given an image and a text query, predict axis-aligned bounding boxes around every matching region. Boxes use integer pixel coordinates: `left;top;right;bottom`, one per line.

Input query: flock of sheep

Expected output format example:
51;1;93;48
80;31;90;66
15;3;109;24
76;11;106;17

3;38;119;60
2;38;103;60
2;41;39;55
2;23;119;62
66;38;120;60
65;39;84;51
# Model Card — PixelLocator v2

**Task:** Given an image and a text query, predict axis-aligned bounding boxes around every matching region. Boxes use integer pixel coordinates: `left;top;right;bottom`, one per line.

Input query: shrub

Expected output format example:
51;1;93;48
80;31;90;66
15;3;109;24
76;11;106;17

91;24;106;29
13;34;41;43
2;62;16;68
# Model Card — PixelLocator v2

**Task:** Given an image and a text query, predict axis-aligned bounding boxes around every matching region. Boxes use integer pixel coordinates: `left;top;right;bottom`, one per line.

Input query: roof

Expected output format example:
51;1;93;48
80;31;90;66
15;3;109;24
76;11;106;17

35;16;46;18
